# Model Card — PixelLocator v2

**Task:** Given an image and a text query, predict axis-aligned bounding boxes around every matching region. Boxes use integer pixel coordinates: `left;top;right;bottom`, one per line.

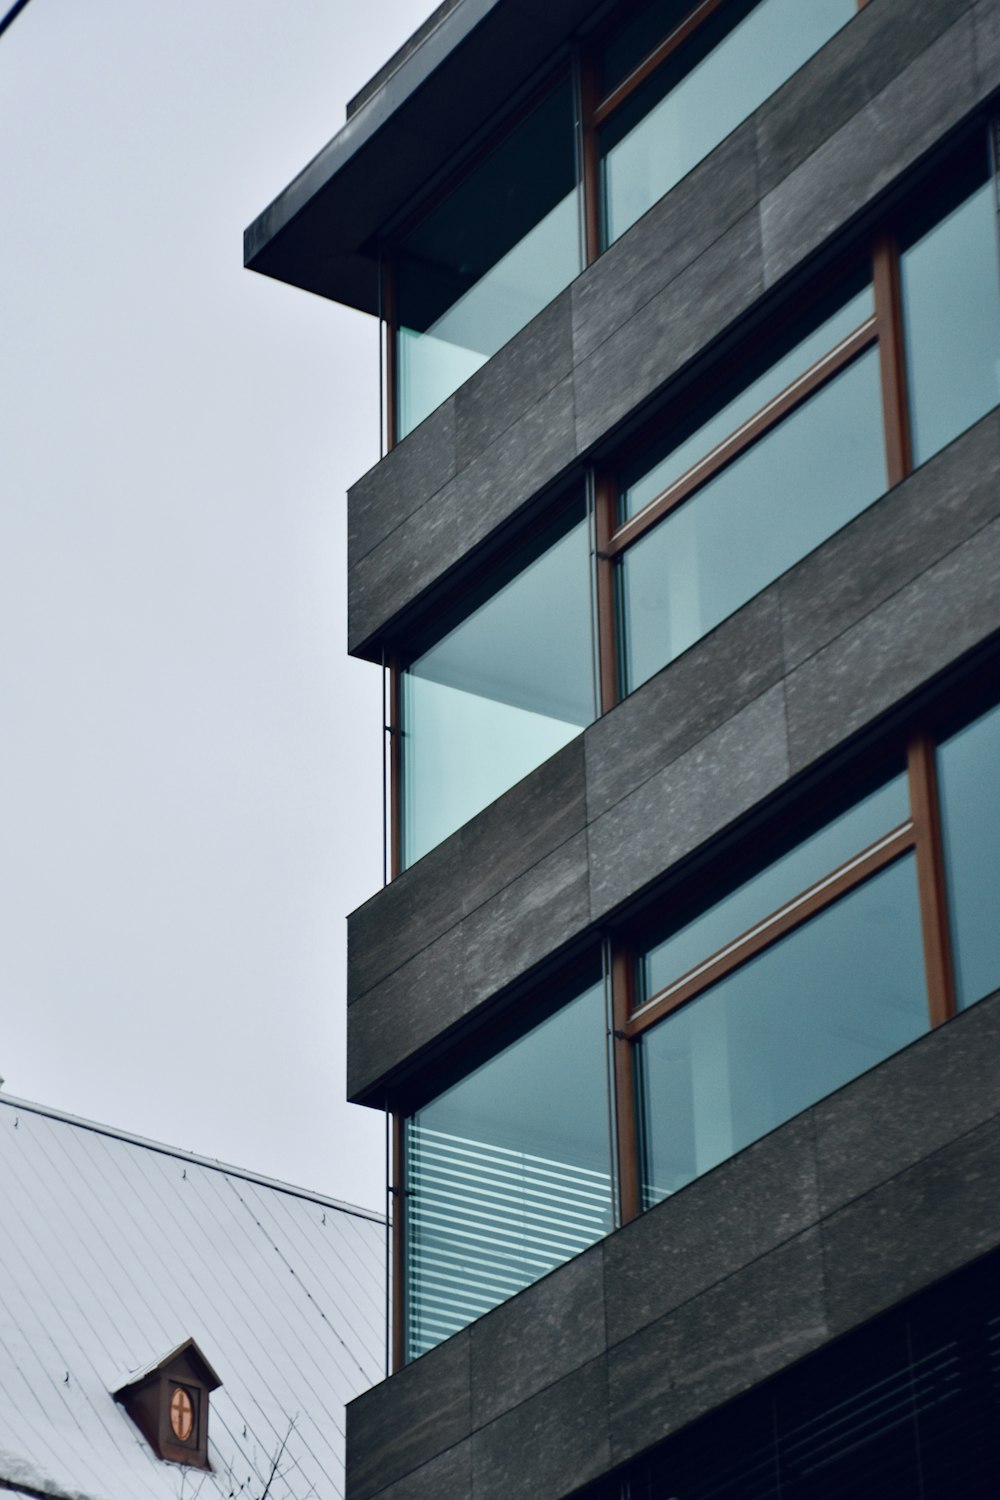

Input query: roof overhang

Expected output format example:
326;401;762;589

243;0;601;316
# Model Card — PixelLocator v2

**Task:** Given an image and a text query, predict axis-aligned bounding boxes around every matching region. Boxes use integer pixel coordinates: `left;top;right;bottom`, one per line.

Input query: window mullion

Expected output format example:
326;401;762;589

607;315;879;558
872;231;913;485
388;654;403;881
391;1111;406;1373
611;944;641;1227
627;823;917;1038
592;0;727;126
578;49;602;265
381;252;398;452
907;732;958;1028
594;470;621;712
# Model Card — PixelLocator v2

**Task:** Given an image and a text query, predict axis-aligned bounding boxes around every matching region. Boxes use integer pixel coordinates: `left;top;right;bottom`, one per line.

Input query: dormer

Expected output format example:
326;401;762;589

115;1338;221;1469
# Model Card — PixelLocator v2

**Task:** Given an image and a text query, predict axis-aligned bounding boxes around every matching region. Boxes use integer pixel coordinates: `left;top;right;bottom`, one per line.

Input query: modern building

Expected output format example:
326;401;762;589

246;0;1000;1495
0;1091;384;1500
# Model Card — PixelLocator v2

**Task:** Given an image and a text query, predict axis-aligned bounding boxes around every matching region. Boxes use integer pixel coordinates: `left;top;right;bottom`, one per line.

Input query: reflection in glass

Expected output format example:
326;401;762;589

600;0;853;247
402;502;594;868
937;701;1000;1011
640;771;909;1006
638;857;928;1206
620;283;875;523
901;172;1000;466
619;348;886;693
405;975;612;1360
395;78;581;437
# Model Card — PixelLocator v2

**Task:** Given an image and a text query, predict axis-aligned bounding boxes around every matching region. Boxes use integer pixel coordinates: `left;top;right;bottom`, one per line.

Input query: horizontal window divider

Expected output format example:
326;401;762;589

592;0;727;127
626;820;915;1036
607;315;879;556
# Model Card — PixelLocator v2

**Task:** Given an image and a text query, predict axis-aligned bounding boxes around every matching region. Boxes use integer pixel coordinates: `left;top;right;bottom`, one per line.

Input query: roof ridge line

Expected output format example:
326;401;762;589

0;1092;383;1223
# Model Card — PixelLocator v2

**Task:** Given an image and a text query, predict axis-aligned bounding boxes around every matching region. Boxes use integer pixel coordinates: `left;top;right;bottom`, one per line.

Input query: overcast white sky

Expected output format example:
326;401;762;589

0;0;439;1212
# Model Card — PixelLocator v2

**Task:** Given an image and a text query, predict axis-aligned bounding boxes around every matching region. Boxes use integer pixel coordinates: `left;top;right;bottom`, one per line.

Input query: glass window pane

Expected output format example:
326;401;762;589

600;0;854;247
937;700;1000;1011
619;347;887;694
640;770;910;1005
621;282;875;523
405;976;612;1360
901;164;1000;465
402;503;594;868
638;856;928;1206
601;0;692;95
396;78;581;437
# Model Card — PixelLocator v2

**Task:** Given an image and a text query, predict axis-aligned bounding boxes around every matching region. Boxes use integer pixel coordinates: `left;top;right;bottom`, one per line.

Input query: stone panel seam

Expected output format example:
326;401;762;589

586;672;785;826
349;789;591;1005
777;502;1000;682
462;1260;613;1442
602;1104;999;1362
815;1109;1000;1334
349;460;457;570
363;1439;470;1500
349;912;464;1009
815;1097;1000;1236
974;0;1000;95
348;3;986;644
352;484;998;1041
349;351;578;590
467;1349;609;1442
570;203;759;383
603;1223;819;1360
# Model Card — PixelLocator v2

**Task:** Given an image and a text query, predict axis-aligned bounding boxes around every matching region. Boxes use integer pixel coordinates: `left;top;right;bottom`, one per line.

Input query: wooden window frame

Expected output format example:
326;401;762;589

389;665;994;1355
386;131;991;872
609;700;979;1227
382;0;870;446
595;221;917;713
579;0;869;262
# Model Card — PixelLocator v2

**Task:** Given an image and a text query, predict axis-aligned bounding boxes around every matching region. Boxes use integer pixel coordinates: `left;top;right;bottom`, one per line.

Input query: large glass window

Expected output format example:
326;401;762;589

404;968;612;1361
639;859;927;1203
900;149;1000;466
394;77;581;438
598;0;854;248
400;499;595;869
937;700;1000;1012
615;279;885;695
395;677;1000;1360
634;768;927;1205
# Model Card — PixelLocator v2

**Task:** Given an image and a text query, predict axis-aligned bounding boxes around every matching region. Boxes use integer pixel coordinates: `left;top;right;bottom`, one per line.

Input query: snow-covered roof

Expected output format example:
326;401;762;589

0;1093;385;1500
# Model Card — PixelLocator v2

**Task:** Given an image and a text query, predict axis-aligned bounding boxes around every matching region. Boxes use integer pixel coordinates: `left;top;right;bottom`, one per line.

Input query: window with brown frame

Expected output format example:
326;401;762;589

393;667;1000;1365
583;0;860;254
383;0;871;445
594;134;1000;711
387;130;1000;877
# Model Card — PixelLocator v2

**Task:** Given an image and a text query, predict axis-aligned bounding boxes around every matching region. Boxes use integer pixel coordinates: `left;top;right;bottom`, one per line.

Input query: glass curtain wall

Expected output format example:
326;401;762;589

937;700;1000;1012
401;499;595;869
404;969;613;1361
613;147;1000;699
616;278;885;694
900;148;1000;465
394;77;581;438
598;0;855;247
635;770;928;1205
399;685;1000;1355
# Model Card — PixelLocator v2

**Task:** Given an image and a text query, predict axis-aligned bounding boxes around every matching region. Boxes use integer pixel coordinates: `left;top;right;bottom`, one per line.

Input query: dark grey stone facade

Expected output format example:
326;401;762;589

250;0;1000;1493
344;0;998;659
347;408;1000;1102
346;991;1000;1499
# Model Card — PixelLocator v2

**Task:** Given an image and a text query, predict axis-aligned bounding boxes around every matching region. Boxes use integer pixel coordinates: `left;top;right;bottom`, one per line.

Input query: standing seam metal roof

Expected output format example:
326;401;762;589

0;1094;385;1500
